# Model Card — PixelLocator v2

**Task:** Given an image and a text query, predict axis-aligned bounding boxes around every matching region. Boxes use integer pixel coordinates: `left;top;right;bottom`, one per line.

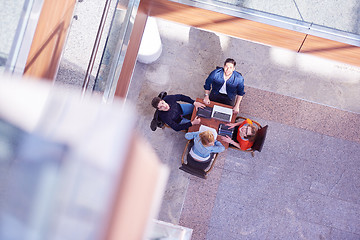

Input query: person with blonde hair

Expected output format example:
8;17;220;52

184;129;225;170
221;118;257;150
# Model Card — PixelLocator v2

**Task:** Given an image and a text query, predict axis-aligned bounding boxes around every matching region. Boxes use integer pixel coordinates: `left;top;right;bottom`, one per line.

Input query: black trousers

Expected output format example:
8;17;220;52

209;91;234;106
187;153;214;170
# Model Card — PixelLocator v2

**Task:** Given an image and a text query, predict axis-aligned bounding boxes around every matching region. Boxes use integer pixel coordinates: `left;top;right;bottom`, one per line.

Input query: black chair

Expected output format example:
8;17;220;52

150;92;167;131
229;116;268;157
179;140;218;179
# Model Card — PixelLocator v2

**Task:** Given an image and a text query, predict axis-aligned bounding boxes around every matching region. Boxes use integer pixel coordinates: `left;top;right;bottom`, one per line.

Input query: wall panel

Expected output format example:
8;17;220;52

24;0;76;80
300;35;360;67
145;0;360;67
145;0;307;52
114;0;148;98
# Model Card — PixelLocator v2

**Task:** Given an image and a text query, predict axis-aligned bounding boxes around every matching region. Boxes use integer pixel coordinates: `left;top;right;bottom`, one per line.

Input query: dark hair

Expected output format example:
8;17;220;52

224;58;236;67
151;97;161;109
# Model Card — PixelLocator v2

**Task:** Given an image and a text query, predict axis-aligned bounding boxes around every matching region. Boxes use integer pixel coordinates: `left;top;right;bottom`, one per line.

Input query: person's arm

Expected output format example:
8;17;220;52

226;121;242;129
233;73;245;114
194;101;206;110
221;136;241;149
185;132;197;140
173;94;194;104
211;140;225;153
203;70;216;104
167;120;192;132
174;94;205;110
167;115;201;131
191;116;201;125
203;90;210;105
225;138;251;151
160;111;192;132
233;95;243;114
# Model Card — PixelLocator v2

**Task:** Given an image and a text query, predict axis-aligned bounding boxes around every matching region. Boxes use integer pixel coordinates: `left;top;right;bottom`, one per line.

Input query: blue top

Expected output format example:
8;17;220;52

185;131;225;158
204;67;245;101
158;94;194;131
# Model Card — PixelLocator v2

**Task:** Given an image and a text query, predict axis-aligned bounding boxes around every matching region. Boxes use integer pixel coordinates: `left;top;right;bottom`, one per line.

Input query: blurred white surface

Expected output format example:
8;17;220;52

0;77;137;240
138;17;162;64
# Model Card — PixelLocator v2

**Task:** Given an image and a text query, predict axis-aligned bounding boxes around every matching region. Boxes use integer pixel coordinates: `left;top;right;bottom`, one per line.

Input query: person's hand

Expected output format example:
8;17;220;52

203;95;210;105
221;135;233;144
194;101;206;110
225;122;237;129
232;105;240;115
191;116;201;125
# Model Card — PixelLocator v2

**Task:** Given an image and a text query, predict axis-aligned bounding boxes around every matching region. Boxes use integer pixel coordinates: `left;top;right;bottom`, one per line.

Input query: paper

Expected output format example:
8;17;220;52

199;125;218;139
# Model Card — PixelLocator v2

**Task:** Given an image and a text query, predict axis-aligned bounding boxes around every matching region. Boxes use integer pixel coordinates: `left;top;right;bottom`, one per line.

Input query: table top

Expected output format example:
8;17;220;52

188;98;237;149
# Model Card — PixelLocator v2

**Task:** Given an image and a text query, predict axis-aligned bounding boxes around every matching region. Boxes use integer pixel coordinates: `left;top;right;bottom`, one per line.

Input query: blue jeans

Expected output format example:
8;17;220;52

179;104;194;124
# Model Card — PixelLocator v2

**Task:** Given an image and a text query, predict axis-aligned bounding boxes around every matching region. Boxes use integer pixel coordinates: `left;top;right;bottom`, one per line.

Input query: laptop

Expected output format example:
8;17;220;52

196;106;213;118
211;105;233;122
218;123;234;138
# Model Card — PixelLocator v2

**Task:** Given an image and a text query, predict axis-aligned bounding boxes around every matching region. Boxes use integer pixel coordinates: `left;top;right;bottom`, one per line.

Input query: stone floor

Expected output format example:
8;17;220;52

126;18;360;239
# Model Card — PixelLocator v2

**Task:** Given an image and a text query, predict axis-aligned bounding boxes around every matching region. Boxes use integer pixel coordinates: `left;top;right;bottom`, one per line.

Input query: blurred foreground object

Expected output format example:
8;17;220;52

0;77;168;240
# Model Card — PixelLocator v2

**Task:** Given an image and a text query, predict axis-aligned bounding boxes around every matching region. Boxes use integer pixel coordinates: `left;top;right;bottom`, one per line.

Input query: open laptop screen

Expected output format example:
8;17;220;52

211;105;233;122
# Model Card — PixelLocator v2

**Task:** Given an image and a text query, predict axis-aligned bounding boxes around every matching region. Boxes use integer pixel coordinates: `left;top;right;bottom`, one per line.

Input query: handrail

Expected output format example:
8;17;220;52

173;0;360;47
82;0;113;96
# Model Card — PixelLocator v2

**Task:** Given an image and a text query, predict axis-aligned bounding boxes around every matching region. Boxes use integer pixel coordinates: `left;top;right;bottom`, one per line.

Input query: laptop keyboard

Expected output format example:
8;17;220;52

213;111;231;121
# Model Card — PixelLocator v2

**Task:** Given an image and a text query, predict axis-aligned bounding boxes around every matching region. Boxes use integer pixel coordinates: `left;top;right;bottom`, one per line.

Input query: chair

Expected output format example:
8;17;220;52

179;140;218;179
150;91;189;132
229;116;268;157
150;92;167;131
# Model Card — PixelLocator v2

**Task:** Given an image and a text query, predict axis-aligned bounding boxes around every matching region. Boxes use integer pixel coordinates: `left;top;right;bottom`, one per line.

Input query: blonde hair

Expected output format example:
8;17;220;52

244;124;257;142
199;130;214;146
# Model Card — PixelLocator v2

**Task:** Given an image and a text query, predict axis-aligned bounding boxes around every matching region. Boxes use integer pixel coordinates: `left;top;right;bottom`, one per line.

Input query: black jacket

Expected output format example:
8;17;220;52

158;94;194;131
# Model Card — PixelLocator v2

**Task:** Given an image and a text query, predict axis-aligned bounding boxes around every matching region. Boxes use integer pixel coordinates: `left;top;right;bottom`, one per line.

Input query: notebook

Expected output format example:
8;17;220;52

199;125;218;139
211;105;233;122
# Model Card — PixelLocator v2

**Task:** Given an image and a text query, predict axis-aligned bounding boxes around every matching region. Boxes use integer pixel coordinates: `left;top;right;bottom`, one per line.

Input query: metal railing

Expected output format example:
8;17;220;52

174;0;360;47
82;0;113;95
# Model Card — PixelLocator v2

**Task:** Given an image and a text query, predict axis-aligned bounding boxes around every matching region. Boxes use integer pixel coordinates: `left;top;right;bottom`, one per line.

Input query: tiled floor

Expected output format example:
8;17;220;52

127;18;360;239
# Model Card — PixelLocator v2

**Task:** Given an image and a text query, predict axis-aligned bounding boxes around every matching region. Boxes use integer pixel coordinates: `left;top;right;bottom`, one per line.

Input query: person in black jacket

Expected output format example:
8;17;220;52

151;94;204;131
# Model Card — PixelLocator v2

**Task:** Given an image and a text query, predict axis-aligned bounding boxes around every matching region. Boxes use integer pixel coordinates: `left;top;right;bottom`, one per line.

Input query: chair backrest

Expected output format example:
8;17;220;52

150;110;165;131
150;91;167;131
251;125;268;152
180;140;218;179
158;91;167;99
179;164;207;179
